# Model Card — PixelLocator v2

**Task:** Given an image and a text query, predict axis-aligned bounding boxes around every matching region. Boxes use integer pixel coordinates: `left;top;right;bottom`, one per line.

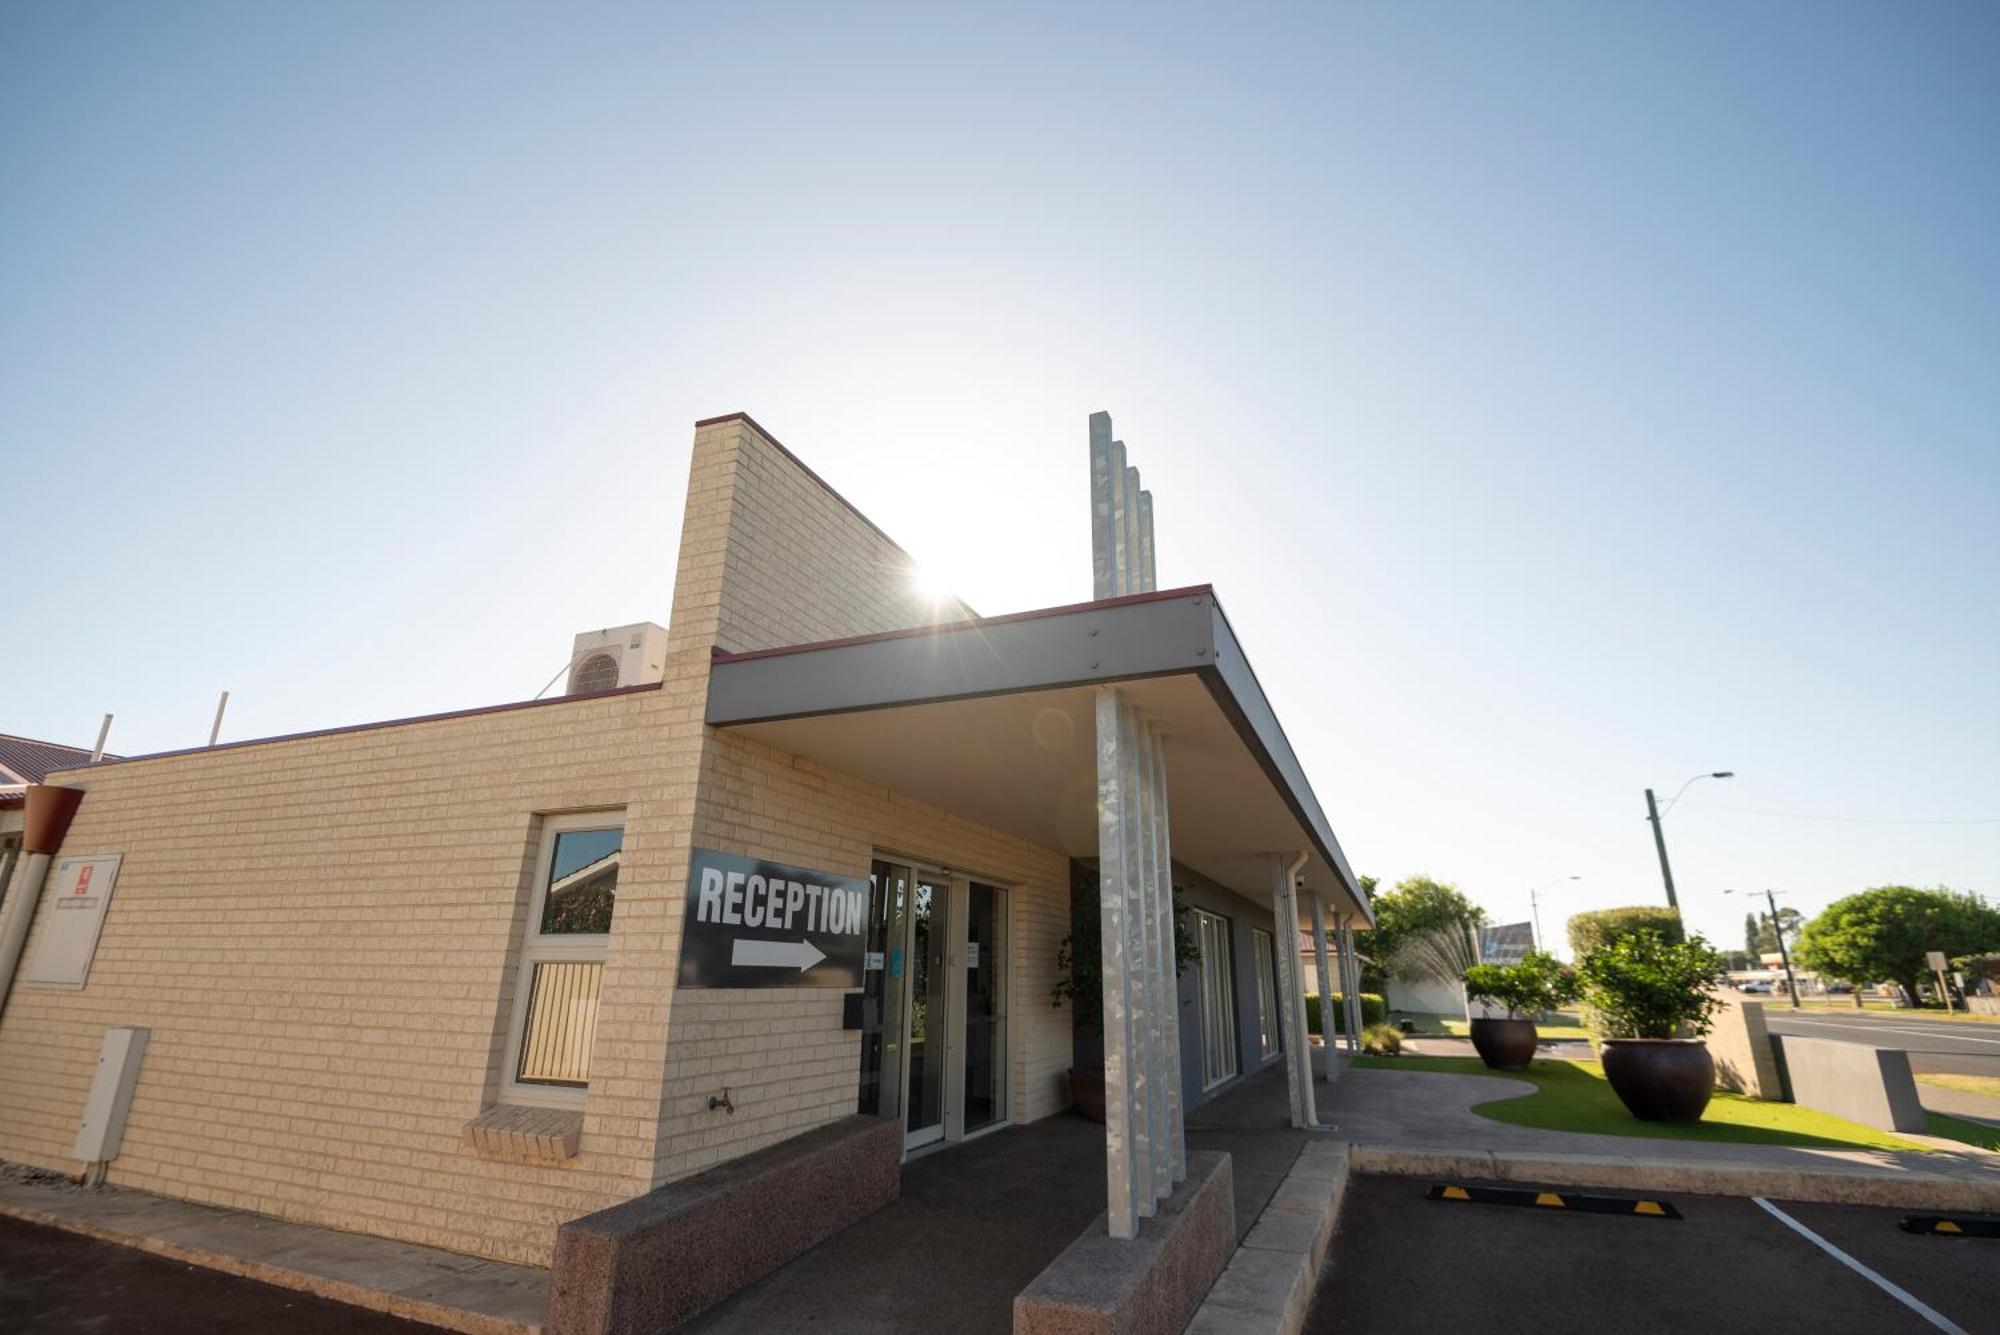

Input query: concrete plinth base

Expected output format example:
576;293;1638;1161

1013;1151;1234;1335
1771;1034;1927;1132
547;1114;900;1335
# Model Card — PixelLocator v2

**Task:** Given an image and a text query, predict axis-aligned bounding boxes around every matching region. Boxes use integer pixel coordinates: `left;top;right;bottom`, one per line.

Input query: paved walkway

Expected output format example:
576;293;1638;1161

0;1169;544;1335
1916;1081;2000;1128
690;1065;1312;1334
0;1213;441;1335
1315;1045;2000;1183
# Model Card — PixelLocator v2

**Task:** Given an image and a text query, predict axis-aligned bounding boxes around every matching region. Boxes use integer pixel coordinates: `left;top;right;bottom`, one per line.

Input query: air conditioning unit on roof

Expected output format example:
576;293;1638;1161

566;622;667;695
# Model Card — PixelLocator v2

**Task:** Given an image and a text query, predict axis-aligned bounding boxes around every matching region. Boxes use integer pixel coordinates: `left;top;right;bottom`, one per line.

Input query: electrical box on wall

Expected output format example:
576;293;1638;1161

566;623;667;695
72;1026;149;1166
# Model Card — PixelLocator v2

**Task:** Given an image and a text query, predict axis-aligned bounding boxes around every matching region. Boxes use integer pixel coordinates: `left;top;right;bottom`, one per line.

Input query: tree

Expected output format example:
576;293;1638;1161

1749;908;1803;957
1576;930;1725;1039
1743;912;1760;957
1567;906;1684;957
1358;875;1484;987
1464;951;1579;1019
1795;886;2000;1004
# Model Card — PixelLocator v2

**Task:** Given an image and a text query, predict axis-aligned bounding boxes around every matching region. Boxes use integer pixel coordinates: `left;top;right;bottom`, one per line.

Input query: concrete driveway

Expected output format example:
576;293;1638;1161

1308;1175;1998;1334
1767;1009;2000;1081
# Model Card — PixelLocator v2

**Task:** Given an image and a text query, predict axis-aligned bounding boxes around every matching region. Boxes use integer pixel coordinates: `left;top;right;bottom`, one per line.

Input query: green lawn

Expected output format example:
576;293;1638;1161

1930;1113;2000;1152
1437;1014;1593;1041
1788;998;2000;1024
1351;1055;1954;1152
1917;1072;2000;1100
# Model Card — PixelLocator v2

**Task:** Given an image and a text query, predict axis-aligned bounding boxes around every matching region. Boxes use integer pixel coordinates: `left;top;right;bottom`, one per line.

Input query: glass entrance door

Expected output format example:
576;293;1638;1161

902;873;951;1149
859;860;1010;1152
958;882;1008;1134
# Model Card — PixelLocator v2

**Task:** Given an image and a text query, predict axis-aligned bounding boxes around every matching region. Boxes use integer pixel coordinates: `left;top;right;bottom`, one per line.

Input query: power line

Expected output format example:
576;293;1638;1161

1679;800;2000;827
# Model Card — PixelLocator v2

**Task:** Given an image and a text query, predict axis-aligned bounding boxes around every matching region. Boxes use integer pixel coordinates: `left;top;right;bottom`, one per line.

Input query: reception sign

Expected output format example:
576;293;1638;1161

677;848;870;989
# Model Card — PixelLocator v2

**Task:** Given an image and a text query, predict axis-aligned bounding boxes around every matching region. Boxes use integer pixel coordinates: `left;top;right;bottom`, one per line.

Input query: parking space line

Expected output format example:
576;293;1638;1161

1752;1198;1970;1335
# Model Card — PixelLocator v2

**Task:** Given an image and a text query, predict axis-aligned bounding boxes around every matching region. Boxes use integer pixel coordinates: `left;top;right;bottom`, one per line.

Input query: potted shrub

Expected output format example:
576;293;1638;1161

1577;930;1725;1122
1462;951;1576;1070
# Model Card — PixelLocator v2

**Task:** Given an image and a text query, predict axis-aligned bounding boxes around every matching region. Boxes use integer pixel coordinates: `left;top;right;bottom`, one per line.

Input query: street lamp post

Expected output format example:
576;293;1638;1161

1727;887;1801;1009
1529;876;1580;953
1644;771;1734;910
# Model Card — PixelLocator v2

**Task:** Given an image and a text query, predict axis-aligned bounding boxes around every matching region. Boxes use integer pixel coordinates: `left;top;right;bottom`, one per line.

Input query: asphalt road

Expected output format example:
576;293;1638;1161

1764;1008;2000;1079
0;1214;438;1335
1309;1174;1999;1334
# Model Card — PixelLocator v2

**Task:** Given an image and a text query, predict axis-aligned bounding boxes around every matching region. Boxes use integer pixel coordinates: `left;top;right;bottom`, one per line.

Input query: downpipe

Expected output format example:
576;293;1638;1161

0;785;85;1024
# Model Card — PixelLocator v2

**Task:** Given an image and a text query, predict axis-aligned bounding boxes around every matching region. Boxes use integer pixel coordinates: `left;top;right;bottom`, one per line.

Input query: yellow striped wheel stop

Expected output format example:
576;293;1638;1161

1427;1184;1682;1219
1900;1215;2000;1238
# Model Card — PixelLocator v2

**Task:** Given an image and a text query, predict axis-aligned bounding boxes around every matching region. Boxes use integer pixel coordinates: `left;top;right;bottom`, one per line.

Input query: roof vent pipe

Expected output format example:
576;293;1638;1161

0;784;86;1022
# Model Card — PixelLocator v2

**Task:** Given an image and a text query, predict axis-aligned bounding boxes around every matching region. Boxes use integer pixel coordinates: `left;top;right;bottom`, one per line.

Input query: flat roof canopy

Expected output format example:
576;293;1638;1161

706;587;1370;924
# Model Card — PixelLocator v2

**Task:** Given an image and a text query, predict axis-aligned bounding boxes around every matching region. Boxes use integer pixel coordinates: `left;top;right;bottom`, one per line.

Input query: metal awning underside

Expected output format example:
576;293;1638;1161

705;586;1371;923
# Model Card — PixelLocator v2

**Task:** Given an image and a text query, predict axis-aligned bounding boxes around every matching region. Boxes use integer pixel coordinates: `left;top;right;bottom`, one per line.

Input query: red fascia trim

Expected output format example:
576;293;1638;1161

0;795;22;811
56;681;665;774
710;584;1218;664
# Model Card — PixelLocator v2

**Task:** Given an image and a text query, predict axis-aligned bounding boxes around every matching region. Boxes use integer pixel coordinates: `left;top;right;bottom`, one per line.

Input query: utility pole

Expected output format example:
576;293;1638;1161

1645;788;1677;910
1644;773;1732;913
1766;888;1801;1009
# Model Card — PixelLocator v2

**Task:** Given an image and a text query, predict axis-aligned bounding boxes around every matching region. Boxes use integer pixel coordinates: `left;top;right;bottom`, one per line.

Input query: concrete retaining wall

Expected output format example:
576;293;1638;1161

1014;1150;1235;1335
547;1114;900;1334
1769;1034;1926;1133
1708;996;1782;1098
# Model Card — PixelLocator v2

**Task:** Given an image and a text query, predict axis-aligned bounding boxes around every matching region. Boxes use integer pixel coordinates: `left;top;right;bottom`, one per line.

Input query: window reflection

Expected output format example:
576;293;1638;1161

539;828;621;934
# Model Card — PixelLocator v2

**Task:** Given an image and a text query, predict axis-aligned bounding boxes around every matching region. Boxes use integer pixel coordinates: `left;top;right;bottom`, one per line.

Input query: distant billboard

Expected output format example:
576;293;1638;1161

1480;921;1535;965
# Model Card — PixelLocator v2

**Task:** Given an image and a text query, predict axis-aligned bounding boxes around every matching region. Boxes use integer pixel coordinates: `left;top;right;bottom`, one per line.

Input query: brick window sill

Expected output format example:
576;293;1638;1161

463;1104;583;1163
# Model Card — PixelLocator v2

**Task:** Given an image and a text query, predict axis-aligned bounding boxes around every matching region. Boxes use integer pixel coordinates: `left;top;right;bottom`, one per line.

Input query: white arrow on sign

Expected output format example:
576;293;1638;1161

731;938;827;972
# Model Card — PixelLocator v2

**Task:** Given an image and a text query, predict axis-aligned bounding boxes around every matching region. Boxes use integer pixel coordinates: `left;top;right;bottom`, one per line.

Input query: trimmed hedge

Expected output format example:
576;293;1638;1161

1567;906;1684;957
1306;991;1386;1035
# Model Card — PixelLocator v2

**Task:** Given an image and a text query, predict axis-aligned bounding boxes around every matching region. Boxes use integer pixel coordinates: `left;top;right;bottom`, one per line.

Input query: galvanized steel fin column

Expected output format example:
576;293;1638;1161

1340;920;1364;1053
1270;853;1318;1129
1089;412;1184;1239
1309;894;1339;1083
1149;718;1186;1181
1095;687;1140;1238
1089;409;1158;600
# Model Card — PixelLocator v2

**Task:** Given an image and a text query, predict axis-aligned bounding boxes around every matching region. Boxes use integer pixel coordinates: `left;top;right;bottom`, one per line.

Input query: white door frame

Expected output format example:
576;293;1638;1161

881;857;1015;1154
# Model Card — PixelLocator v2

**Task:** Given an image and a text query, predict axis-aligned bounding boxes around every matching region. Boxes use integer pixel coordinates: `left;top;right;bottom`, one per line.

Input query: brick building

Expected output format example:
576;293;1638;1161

0;412;1368;1322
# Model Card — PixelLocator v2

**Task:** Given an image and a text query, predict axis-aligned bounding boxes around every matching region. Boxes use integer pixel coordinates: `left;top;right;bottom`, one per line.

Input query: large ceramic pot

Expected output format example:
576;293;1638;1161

1469;1017;1538;1071
1600;1039;1714;1122
1069;1066;1106;1123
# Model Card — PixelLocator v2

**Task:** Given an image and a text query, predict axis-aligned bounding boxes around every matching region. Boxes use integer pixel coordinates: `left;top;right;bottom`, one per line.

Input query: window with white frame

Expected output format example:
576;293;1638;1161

1252;926;1282;1061
1193;908;1238;1088
503;813;623;1105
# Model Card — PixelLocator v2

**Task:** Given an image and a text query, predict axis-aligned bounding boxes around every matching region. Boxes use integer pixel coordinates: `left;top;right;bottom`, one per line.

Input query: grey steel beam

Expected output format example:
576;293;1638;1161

1201;602;1369;919
1096;687;1139;1239
705;587;1369;917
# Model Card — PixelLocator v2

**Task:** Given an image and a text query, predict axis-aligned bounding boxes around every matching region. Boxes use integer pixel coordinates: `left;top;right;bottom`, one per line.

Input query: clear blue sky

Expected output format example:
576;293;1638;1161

4;2;1995;954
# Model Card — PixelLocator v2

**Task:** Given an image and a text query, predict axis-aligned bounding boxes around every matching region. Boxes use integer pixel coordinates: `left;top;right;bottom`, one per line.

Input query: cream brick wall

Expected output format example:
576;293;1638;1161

652;414;1074;1182
0;412;1075;1268
0;687;697;1266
